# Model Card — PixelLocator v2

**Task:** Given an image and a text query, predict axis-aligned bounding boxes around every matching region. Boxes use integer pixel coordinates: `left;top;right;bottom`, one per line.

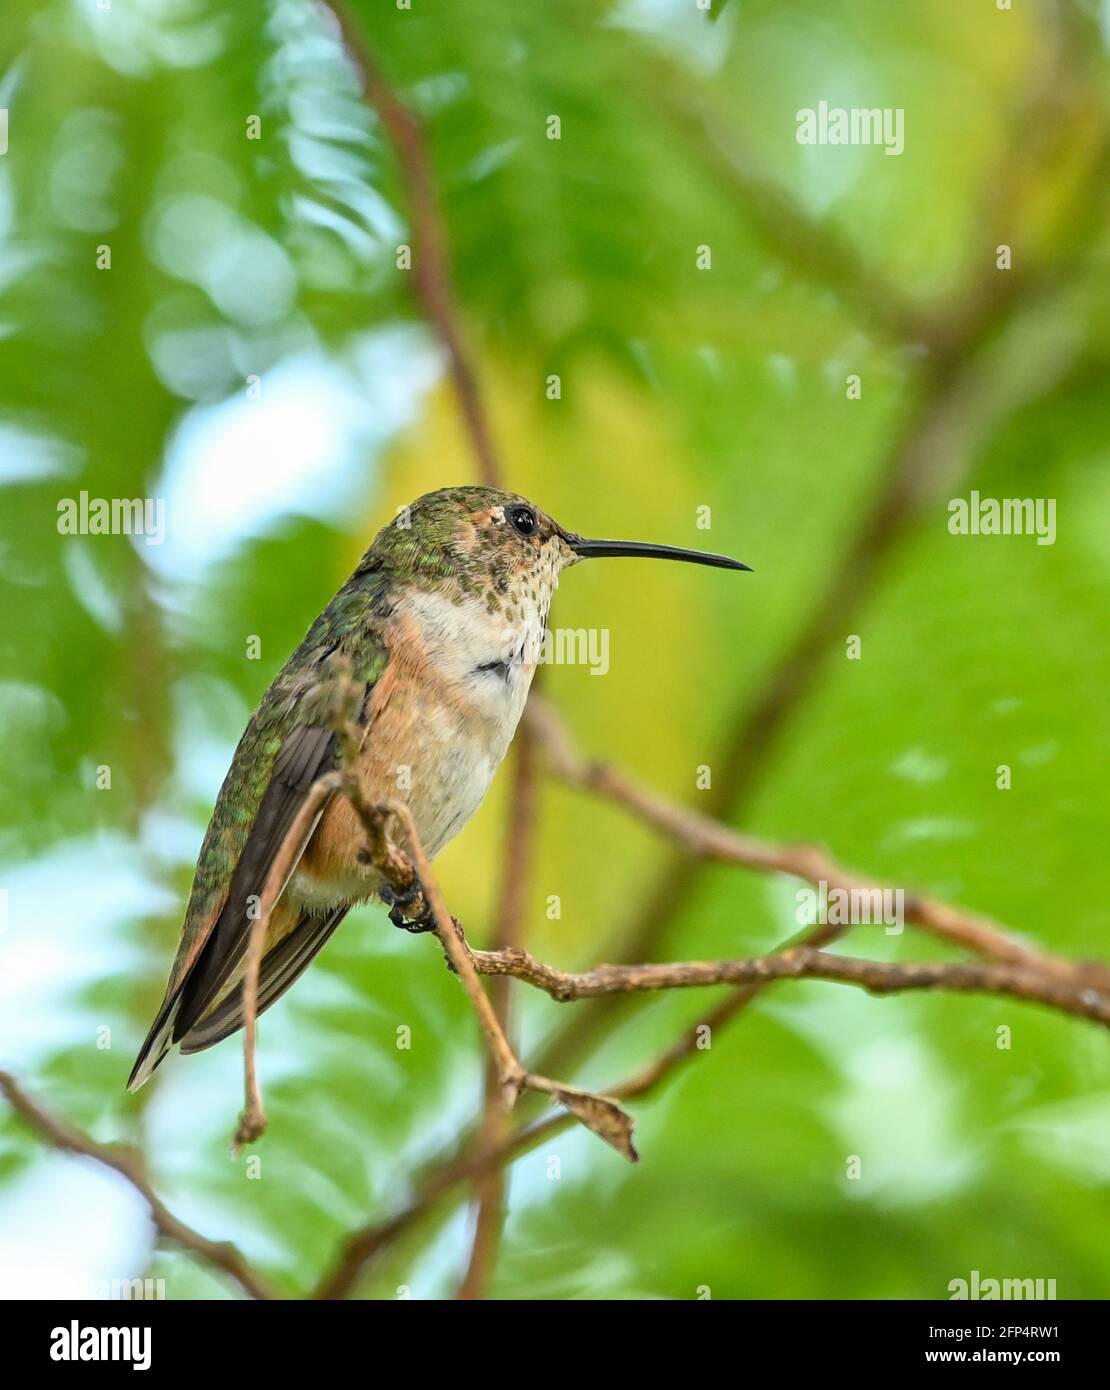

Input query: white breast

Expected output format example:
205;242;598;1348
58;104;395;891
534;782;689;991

390;585;545;855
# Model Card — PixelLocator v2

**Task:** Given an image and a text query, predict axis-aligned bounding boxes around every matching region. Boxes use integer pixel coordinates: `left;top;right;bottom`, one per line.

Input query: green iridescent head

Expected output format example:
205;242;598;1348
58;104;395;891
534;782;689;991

366;485;750;604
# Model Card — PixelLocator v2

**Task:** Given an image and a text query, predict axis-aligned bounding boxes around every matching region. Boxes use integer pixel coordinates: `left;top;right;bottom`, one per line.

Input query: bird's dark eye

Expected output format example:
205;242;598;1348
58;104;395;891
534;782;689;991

508;506;537;536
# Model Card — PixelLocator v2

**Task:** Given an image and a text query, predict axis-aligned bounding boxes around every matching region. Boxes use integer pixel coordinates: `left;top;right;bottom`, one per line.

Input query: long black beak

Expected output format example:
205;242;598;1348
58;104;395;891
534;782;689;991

567;534;751;572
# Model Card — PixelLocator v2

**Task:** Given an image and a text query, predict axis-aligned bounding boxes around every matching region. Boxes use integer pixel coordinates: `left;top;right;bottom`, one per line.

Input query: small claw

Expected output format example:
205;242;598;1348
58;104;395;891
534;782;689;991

382;877;437;934
388;903;437;935
380;878;422;911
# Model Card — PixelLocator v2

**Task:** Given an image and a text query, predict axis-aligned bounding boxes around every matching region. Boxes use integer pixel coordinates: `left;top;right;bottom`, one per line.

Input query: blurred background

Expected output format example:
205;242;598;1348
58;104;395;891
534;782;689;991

1;0;1109;1300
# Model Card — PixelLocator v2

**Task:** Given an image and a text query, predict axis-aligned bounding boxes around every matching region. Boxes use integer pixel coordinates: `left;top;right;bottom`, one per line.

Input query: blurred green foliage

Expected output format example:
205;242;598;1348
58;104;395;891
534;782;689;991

1;0;1108;1300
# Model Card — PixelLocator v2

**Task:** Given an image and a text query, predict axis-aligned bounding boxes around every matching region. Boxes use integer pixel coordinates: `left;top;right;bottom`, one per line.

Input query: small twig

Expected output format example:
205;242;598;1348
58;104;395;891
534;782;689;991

380;799;635;1159
458;733;539;1300
0;1072;280;1300
233;771;342;1151
237;911;266;1150
388;800;526;1099
468;943;1110;1028
525;697;1076;975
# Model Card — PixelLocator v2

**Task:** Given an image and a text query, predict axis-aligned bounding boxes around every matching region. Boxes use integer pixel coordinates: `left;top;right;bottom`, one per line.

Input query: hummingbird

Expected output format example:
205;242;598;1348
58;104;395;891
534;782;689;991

128;486;749;1091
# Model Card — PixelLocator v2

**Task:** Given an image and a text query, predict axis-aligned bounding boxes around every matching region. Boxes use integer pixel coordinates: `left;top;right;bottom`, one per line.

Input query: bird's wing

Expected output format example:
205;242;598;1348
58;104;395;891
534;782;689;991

177;904;350;1054
128;595;391;1091
127;722;342;1090
170;723;340;1037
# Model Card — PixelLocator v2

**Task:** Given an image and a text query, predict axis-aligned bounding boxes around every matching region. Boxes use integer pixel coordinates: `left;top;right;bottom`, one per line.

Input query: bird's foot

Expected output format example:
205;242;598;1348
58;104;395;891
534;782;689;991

381;877;437;934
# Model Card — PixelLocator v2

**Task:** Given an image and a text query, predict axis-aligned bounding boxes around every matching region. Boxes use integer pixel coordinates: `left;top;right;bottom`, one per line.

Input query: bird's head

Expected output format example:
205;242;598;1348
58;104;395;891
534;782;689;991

371;485;749;620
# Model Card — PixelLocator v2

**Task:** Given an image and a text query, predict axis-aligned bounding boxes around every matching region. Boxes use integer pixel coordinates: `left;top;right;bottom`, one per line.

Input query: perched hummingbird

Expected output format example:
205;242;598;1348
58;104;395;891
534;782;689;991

128;486;748;1090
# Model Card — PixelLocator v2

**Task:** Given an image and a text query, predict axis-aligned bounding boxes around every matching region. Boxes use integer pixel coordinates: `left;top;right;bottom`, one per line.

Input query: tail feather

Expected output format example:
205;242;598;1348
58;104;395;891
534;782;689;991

178;907;348;1054
127;905;349;1086
126;996;182;1093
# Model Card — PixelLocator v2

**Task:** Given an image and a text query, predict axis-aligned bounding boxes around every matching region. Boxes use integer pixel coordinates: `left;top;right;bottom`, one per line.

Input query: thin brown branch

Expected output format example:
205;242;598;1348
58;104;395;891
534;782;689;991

525;696;1076;976
455;1142;506;1301
320;0;500;486
233;771;343;1151
0;1072;281;1301
468;943;1110;1028
458;732;540;1300
491;733;541;963
374;797;636;1162
384;800;525;1097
